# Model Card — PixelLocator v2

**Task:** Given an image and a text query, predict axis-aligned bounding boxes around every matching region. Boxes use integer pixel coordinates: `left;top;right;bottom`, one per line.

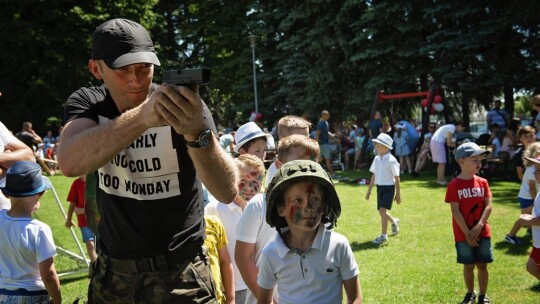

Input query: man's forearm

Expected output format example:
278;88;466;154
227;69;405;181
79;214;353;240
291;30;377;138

188;136;238;203
58;107;149;177
0;144;35;169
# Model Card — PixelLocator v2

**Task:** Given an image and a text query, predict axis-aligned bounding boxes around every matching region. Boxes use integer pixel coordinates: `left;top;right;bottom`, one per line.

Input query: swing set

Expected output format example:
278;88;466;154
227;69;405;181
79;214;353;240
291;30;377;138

369;85;450;137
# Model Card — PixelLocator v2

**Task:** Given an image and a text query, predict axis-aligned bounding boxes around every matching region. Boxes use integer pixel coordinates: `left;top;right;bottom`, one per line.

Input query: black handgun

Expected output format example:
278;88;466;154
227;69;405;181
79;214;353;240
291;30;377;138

162;68;211;85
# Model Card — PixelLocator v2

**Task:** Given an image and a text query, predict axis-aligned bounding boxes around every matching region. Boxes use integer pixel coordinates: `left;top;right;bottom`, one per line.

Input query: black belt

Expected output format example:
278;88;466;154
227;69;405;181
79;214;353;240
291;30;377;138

101;241;203;273
0;288;48;296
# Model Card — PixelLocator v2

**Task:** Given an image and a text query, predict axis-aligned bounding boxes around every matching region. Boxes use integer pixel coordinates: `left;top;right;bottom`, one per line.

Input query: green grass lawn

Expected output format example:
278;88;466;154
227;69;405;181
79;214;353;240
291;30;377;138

34;166;540;303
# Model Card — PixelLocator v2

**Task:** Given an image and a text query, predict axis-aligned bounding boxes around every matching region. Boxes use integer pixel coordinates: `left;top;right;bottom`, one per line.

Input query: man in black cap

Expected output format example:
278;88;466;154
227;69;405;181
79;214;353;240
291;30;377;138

58;18;238;303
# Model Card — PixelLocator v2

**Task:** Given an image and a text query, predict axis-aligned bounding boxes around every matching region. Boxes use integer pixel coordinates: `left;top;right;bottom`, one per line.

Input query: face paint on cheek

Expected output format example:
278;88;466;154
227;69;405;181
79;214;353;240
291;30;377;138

290;206;302;224
238;181;251;199
249;181;261;193
306;183;315;205
249;171;264;183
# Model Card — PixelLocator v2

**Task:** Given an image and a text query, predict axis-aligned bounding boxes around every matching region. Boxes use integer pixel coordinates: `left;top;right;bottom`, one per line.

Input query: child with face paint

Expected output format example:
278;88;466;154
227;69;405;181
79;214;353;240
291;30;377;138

236;134;319;304
258;160;362;304
206;154;266;304
365;133;402;245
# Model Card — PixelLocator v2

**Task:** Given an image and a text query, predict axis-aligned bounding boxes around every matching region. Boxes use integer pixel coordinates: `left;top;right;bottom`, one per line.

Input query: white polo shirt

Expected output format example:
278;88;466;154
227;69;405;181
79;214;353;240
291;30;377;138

205;201;247;291
264;161;278;188
236;193;278;303
258;225;359;304
369;152;400;185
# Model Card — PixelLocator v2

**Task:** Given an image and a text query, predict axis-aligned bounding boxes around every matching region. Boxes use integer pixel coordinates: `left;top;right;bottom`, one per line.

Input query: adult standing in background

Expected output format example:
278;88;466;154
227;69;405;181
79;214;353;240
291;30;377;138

58;18;238;303
429;121;465;185
16;123;52;176
315;110;339;178
0;121;35;209
358;110;384;167
397;119;420;155
486;99;508;140
369;111;384;142
15;121;42;151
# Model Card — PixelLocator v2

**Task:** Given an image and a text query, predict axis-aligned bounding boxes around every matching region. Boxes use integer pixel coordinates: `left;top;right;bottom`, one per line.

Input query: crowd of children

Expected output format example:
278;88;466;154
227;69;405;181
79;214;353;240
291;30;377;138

2;112;540;304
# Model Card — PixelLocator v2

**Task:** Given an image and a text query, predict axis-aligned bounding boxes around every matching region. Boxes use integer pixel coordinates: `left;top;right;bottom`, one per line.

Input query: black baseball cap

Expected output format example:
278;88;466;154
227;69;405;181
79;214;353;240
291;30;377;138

91;18;161;69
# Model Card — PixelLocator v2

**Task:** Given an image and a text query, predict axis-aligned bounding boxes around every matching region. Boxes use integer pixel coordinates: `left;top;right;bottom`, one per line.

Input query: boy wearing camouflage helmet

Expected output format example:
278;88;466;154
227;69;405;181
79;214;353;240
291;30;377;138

257;160;362;304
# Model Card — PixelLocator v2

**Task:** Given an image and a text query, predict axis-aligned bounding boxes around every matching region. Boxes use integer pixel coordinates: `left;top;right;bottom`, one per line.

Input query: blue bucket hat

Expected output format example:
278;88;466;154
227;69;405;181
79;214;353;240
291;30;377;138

1;161;52;197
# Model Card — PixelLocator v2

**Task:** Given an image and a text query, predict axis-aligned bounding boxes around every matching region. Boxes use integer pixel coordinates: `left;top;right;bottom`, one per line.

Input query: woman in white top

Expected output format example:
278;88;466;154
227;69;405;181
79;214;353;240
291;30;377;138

429;121;465;185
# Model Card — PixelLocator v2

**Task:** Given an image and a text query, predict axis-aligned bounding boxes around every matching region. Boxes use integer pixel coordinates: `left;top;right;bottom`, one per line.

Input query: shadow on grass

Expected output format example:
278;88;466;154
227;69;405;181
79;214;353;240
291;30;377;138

350;240;385;251
493;238;532;256
408;180;449;189
489;186;521;207
530;282;540;293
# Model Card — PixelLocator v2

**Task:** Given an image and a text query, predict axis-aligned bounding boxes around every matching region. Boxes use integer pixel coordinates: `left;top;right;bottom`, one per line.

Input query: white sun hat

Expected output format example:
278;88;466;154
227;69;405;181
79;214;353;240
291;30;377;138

372;133;393;150
234;122;274;153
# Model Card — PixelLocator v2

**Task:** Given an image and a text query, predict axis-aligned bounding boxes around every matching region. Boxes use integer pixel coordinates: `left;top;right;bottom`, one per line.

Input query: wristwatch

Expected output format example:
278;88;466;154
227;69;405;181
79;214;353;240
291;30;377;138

185;129;213;148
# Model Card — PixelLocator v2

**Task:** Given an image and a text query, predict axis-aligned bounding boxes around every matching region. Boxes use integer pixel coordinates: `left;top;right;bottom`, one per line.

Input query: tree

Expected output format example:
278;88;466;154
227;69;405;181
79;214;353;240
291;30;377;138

350;0;435;123
152;0;256;128
252;0;369;125
0;0;157;132
2;0;540;132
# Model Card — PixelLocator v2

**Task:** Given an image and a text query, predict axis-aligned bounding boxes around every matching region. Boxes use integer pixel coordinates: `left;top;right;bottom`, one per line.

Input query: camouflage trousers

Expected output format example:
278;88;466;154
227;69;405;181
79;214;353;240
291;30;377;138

88;249;217;304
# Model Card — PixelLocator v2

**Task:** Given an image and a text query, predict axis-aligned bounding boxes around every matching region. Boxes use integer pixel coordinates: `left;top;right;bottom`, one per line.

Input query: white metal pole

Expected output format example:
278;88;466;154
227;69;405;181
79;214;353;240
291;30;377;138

49;182;90;268
248;35;259;114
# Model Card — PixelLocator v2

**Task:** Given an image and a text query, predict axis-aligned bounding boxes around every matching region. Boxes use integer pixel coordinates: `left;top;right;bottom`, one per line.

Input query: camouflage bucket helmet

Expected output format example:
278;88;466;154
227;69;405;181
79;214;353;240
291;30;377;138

265;160;341;230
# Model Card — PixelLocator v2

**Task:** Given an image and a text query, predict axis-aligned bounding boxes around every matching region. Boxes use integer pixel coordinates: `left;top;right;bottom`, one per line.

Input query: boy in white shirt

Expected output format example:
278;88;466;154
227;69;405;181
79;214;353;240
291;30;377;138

236;134;319;304
0;161;61;304
257;160;362;304
365;133;402;245
264;115;311;189
206;154;266;304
